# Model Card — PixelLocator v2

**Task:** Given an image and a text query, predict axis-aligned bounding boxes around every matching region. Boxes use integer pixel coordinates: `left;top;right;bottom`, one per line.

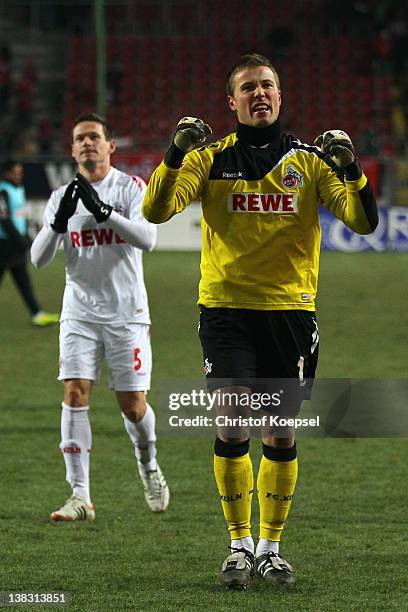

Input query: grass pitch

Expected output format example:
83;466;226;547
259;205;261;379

1;251;408;611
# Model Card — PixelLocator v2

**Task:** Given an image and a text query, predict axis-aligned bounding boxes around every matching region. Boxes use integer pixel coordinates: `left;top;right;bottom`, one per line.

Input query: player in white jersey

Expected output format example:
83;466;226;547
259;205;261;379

31;113;169;520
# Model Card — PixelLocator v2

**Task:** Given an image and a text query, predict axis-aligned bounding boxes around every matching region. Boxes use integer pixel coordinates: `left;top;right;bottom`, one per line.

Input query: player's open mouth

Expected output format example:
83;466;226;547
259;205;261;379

252;104;270;113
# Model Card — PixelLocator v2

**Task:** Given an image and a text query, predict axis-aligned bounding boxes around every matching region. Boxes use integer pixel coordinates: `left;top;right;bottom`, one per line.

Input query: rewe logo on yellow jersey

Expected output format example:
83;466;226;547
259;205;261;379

229;192;298;213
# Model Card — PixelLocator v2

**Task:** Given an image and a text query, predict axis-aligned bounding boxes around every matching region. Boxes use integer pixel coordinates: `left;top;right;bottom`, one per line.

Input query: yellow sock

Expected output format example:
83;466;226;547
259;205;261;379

257;454;298;541
214;452;254;539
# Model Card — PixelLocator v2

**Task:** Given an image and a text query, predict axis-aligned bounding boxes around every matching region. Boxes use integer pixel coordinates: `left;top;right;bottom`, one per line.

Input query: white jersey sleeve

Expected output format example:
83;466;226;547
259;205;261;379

105;174;157;250
30;189;64;268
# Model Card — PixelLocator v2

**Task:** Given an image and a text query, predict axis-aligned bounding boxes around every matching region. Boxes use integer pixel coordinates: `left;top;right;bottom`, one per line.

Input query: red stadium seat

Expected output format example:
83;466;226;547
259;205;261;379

62;7;390;150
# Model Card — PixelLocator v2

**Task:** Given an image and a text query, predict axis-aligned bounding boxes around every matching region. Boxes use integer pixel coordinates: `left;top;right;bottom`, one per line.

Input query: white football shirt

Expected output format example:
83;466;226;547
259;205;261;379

41;167;155;324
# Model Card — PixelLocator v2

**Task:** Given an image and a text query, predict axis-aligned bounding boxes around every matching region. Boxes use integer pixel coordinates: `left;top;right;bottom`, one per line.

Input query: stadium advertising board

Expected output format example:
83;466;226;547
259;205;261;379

154;206;408;252
320;207;408;252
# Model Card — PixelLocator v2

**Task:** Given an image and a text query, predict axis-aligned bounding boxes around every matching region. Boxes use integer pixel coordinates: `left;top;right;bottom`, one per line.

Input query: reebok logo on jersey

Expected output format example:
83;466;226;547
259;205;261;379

229;192;298;213
222;171;243;179
70;228;126;248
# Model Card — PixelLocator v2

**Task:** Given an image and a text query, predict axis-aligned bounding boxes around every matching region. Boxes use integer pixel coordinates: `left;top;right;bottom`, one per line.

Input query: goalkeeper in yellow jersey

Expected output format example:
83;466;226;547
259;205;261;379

142;53;378;589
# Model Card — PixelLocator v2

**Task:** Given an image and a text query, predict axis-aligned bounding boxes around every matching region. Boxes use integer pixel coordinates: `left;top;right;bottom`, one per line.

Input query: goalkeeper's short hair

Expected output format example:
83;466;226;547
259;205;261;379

226;53;280;96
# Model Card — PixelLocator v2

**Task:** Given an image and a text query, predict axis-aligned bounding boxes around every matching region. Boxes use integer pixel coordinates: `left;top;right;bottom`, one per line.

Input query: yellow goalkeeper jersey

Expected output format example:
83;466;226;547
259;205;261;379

142;126;377;311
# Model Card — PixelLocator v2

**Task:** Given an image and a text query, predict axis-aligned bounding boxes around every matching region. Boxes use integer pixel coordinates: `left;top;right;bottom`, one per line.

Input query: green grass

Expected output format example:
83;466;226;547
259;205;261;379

1;251;408;611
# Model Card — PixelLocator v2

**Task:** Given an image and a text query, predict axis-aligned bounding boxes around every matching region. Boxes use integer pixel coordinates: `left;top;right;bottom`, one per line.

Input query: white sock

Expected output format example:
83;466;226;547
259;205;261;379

122;403;157;472
256;538;279;557
60;402;92;504
231;537;254;554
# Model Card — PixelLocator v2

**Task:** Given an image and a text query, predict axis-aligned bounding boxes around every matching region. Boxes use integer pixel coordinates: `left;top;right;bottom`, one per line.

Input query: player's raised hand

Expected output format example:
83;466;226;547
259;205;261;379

51;180;79;233
173;117;212;153
314;130;355;168
75;173;113;223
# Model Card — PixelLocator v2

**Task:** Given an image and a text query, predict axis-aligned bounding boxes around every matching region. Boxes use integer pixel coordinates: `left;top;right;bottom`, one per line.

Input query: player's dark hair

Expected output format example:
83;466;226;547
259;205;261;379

72;113;113;140
1;159;20;174
226;53;280;96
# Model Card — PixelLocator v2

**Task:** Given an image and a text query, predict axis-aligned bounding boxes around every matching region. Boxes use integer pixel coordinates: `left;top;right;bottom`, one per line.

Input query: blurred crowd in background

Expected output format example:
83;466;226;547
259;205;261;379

0;0;408;204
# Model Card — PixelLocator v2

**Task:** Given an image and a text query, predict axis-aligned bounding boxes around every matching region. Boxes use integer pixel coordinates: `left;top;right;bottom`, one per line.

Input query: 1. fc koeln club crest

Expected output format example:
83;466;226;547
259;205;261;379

204;358;213;375
282;165;304;189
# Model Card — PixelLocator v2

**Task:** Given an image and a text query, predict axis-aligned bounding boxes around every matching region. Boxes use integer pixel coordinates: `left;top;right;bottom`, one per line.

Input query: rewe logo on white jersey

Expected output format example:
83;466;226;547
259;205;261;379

229;192;298;213
70;228;126;248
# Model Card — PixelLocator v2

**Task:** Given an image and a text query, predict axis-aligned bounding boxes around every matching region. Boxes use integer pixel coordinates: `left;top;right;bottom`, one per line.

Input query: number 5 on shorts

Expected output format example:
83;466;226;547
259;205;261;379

133;348;142;371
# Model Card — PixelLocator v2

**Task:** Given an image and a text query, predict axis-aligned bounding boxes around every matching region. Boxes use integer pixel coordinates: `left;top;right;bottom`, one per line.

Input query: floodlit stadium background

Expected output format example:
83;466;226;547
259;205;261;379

1;0;408;249
1;2;408;611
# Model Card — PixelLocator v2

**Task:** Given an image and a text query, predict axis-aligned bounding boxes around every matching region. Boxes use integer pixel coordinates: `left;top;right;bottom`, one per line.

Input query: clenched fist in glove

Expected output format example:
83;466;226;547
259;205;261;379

314;130;361;179
51;180;79;233
174;117;212;153
165;116;212;168
75;173;113;223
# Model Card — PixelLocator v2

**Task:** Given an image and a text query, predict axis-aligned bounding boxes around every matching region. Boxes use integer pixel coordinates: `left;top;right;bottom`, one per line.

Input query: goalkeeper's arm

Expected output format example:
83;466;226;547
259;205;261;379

142;117;212;224
315;130;378;234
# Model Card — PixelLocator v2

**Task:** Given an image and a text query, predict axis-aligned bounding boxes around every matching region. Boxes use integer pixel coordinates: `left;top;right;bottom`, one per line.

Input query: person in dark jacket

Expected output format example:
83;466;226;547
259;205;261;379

0;159;58;326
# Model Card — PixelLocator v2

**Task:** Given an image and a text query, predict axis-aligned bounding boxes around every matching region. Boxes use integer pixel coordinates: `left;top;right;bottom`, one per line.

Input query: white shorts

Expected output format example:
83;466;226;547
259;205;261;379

58;319;152;391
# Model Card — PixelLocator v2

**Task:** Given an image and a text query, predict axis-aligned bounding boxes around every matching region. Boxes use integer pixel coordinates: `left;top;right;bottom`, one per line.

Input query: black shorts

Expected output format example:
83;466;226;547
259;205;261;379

198;307;319;414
